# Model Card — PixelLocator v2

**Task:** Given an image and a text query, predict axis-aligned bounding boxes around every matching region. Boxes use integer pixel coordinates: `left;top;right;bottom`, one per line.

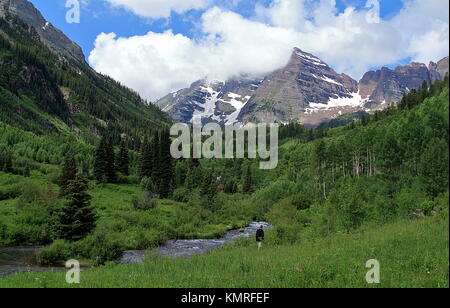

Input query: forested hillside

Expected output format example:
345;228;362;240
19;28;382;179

0;13;171;176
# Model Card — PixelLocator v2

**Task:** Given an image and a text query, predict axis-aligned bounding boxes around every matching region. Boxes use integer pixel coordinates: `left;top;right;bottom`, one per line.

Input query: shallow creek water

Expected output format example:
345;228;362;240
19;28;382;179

0;246;65;278
0;221;272;277
121;221;272;264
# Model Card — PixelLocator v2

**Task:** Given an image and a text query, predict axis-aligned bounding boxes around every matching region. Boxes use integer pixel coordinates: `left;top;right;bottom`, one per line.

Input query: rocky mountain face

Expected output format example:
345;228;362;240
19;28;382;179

240;48;361;127
0;0;85;64
429;56;449;82
359;57;449;106
157;49;449;128
157;78;261;126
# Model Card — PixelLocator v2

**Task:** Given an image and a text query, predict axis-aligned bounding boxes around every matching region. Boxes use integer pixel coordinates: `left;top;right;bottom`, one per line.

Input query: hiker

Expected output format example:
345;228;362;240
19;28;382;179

256;225;265;250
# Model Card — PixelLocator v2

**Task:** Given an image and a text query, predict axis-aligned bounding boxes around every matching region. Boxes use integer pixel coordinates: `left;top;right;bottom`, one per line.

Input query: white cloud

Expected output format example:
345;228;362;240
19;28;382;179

89;0;449;101
390;0;449;64
255;0;310;30
103;0;210;19
89;7;300;100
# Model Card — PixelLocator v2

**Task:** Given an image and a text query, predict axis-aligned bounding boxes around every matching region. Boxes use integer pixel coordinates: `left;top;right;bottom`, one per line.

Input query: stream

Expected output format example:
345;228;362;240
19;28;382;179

0;221;271;278
122;221;272;264
0;247;65;279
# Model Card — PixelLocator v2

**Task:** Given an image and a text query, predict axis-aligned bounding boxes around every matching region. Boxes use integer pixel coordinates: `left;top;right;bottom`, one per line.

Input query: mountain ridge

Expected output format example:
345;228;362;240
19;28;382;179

1;1;171;151
157;49;449;128
0;0;86;65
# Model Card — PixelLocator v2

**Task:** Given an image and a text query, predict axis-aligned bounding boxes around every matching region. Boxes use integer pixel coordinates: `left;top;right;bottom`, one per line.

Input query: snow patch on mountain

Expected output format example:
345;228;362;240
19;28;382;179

297;52;327;67
306;91;369;113
312;74;343;86
192;84;221;125
221;93;251;125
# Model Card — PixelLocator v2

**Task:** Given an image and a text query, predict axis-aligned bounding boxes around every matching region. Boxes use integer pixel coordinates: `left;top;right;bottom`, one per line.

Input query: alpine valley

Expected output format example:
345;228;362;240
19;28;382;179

0;0;449;290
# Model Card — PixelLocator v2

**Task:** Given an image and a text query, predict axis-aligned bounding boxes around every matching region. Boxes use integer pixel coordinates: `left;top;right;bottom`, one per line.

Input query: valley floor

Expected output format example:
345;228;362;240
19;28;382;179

0;213;448;288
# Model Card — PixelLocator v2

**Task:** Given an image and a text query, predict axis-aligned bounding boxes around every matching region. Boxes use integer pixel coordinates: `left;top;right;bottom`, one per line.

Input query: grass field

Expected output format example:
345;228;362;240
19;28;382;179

1;213;447;288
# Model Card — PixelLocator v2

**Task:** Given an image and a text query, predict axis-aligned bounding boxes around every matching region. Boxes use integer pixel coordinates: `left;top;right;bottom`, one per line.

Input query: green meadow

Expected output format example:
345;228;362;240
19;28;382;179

0;213;447;288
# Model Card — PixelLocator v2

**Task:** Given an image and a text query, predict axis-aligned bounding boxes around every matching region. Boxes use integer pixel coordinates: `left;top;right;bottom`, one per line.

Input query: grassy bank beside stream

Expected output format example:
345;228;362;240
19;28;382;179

1;213;447;288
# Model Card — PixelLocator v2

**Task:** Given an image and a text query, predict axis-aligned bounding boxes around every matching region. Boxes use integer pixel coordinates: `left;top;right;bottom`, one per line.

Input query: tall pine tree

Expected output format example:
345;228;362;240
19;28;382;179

154;129;174;198
117;140;129;176
56;176;97;241
139;137;153;179
94;137;108;183
59;155;77;197
105;138;117;183
94;136;117;183
242;165;254;193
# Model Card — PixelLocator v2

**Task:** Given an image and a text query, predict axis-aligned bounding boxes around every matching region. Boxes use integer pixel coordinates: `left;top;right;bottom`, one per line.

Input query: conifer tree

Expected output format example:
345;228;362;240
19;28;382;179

185;166;200;190
94;137;108;183
104;138;117;183
151;131;160;179
243;165;254;193
56;176;97;241
117;140;129;176
174;161;187;188
59;154;77;196
155;129;174;198
139;137;153;179
94;136;116;183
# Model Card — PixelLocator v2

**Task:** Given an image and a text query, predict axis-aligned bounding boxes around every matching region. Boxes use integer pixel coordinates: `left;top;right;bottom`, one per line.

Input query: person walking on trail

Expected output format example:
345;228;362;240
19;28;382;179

256;225;265;250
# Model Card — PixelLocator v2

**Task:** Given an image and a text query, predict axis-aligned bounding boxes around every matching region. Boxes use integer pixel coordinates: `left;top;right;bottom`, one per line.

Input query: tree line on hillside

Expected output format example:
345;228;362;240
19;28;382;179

1;14;170;153
291;78;449;215
279;76;449;141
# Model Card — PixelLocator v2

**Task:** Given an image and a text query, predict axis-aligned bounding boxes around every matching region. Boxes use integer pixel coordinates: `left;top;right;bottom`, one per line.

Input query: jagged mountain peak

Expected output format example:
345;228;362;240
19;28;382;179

157;49;448;128
359;56;449;105
156;47;366;127
0;0;86;64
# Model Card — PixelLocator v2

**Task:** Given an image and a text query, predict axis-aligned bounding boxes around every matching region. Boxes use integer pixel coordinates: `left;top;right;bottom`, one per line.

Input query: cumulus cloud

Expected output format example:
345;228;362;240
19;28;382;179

89;0;449;101
103;0;210;19
390;0;449;64
89;7;300;100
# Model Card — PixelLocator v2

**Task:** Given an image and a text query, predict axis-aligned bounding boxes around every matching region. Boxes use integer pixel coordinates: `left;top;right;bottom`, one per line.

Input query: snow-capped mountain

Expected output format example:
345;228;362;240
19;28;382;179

157;78;262;126
156;48;449;128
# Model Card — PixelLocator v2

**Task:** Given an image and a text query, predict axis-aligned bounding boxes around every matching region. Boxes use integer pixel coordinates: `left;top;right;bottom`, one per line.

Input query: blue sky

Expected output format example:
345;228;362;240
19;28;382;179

30;0;405;61
27;0;448;101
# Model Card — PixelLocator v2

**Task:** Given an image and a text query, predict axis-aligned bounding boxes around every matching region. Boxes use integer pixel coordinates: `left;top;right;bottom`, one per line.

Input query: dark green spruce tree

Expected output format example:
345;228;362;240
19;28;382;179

242;165;254;193
105;138;117;183
94;136;108;183
94;136;116;183
154;129;174;198
117;140;129;176
151;131;160;178
57;176;97;241
139;137;153;179
59;155;77;197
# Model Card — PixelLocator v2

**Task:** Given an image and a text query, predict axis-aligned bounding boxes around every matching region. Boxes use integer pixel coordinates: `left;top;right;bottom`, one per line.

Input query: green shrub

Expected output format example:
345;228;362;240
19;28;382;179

172;186;190;203
132;193;157;211
81;231;126;266
420;201;435;216
0;183;23;201
36;240;73;265
6;222;52;245
395;188;428;217
291;194;313;211
266;197;303;244
18;183;42;205
140;177;157;195
0;219;6;243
